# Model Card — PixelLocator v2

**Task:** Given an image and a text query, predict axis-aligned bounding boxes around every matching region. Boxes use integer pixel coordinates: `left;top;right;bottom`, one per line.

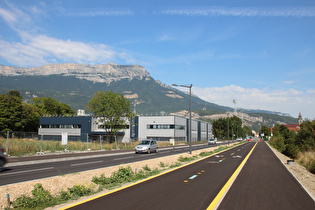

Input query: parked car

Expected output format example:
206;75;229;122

0;145;7;171
135;139;158;154
208;138;217;145
236;137;243;141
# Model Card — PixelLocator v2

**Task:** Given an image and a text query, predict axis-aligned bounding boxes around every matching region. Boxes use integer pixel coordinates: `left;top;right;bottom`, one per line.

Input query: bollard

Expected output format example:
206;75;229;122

6;193;10;208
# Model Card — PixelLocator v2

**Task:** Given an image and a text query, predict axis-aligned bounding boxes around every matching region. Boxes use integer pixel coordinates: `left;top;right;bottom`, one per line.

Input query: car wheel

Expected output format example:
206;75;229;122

148;149;151;154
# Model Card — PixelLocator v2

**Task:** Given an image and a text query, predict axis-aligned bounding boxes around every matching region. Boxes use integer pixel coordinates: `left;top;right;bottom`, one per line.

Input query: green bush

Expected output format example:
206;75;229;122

178;156;196;162
12;183;56;209
60;185;93;200
283;144;300;159
307;160;315;174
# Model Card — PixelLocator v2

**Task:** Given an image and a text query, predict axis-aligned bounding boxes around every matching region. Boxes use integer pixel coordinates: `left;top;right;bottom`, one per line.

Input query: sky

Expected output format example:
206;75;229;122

0;0;315;120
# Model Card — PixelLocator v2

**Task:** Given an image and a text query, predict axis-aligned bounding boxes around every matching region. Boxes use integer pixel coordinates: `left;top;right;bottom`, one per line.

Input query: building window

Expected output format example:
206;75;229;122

146;124;184;129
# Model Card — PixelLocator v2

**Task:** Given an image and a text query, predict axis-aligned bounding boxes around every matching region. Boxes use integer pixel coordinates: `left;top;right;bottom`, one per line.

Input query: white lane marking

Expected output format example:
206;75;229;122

0;167;54;176
71;160;103;167
113;156;134;161
189;175;198;179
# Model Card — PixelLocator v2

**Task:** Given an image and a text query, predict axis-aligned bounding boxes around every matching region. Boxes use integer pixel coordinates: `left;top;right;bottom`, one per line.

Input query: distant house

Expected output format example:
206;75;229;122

271;112;303;135
283;124;301;132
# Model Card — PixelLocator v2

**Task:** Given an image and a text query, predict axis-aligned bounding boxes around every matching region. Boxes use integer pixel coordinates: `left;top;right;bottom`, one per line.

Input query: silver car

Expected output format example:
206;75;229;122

135;140;158;154
0;145;7;171
208;138;217;145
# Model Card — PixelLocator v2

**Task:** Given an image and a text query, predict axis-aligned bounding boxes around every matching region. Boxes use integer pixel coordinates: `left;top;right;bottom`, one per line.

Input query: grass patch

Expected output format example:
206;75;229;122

297;150;315;174
178;155;197;162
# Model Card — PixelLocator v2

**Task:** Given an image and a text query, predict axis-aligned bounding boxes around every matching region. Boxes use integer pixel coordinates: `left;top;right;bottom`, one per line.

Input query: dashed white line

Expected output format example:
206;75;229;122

71;160;103;167
0;167;54;176
113;156;134;161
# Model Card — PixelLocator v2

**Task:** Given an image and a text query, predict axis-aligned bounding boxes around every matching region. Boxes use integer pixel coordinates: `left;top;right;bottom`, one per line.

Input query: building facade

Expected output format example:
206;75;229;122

38;115;212;143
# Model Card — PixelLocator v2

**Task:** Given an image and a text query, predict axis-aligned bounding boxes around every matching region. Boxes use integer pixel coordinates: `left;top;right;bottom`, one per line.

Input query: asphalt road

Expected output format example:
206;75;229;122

61;141;315;210
62;142;255;210
0;142;234;186
218;141;315;210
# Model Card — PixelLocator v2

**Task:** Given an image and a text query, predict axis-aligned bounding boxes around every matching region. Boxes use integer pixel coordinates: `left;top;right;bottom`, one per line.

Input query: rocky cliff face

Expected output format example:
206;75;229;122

0;63;151;84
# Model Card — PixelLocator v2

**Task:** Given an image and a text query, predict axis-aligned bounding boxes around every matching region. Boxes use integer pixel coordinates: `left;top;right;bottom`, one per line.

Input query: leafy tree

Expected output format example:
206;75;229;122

86;91;135;143
31;97;75;116
213;115;245;139
259;125;271;137
0;92;23;131
21;103;41;132
295;120;315;151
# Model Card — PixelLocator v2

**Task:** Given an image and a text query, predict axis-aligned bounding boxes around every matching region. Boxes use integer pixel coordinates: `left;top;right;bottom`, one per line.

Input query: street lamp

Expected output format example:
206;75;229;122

227;112;230;146
172;83;193;154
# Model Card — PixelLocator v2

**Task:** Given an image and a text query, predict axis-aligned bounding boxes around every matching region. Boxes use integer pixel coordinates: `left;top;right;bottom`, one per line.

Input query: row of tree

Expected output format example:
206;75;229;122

269;121;315;159
0;90;134;136
212;115;253;139
0;90;75;132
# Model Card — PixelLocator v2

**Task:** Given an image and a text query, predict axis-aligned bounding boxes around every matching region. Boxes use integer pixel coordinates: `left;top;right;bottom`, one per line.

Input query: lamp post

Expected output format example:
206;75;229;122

227;112;230;146
172;83;193;154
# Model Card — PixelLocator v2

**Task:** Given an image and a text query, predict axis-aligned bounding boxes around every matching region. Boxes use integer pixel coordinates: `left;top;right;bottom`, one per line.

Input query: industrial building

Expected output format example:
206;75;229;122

38;114;212;143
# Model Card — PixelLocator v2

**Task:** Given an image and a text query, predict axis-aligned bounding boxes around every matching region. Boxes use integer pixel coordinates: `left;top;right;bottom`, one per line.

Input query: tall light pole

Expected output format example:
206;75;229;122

172;83;193;154
227;112;230;146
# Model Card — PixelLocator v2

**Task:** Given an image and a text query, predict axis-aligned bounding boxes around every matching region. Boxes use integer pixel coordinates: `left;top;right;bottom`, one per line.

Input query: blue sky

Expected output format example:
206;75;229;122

1;0;315;119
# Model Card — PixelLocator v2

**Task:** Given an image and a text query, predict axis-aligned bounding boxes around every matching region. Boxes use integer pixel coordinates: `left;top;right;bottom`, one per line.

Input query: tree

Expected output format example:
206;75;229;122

31;97;75;116
212;116;244;139
259;125;271;137
0;92;23;131
86;91;135;143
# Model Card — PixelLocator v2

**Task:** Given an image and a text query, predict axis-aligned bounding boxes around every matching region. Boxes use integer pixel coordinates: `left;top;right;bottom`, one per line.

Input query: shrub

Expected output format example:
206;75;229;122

142;165;151;171
60;185;93;200
283;144;300;159
159;162;166;167
12;183;56;209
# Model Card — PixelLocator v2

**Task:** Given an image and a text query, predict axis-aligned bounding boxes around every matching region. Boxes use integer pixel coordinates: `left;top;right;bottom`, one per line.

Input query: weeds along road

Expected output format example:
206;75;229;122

62;142;315;210
0;143;231;186
61;142;256;210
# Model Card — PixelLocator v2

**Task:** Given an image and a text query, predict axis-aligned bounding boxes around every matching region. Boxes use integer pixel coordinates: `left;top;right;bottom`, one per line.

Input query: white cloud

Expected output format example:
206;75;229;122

162;7;315;17
193;85;315;120
0;2;135;67
0;33;129;66
66;8;134;17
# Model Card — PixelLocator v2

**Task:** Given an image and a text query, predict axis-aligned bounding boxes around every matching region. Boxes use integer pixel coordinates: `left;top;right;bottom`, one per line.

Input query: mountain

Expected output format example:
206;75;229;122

0;63;297;130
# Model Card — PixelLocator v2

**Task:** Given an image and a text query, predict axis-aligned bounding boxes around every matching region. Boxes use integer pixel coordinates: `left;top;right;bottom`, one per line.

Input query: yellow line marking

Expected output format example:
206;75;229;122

184;180;188;183
207;142;258;210
59;143;243;210
201;170;205;172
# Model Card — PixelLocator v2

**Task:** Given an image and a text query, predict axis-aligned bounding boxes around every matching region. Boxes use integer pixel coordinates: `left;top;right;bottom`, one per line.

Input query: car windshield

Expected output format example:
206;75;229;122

209;139;215;141
139;140;150;145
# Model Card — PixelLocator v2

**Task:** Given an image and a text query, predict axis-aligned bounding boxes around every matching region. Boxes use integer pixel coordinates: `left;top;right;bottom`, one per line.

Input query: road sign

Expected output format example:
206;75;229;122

61;133;68;145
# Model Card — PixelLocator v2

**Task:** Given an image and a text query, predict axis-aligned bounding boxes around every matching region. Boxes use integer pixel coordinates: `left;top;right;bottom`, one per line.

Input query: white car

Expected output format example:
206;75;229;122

208;138;217;145
0;145;7;171
135;140;158;154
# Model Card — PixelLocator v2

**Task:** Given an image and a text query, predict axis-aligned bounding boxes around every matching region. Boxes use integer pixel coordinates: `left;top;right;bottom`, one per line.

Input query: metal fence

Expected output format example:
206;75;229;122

0;131;134;156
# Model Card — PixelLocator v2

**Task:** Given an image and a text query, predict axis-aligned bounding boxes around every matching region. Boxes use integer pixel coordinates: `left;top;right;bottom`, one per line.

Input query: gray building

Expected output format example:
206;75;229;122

38;115;212;143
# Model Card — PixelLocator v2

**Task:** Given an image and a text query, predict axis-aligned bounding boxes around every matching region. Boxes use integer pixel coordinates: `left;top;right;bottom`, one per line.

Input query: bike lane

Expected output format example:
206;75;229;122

217;141;315;210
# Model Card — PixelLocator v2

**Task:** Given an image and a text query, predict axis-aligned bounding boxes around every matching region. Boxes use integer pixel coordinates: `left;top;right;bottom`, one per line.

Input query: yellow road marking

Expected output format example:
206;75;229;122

207;142;258;210
60;143;243;210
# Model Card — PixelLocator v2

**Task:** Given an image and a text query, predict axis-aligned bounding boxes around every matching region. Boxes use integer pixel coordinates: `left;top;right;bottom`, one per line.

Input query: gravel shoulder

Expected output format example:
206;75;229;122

1;142;314;209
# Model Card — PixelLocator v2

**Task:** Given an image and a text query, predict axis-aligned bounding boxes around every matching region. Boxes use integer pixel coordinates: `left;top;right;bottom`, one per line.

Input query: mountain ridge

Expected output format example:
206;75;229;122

0;63;297;131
